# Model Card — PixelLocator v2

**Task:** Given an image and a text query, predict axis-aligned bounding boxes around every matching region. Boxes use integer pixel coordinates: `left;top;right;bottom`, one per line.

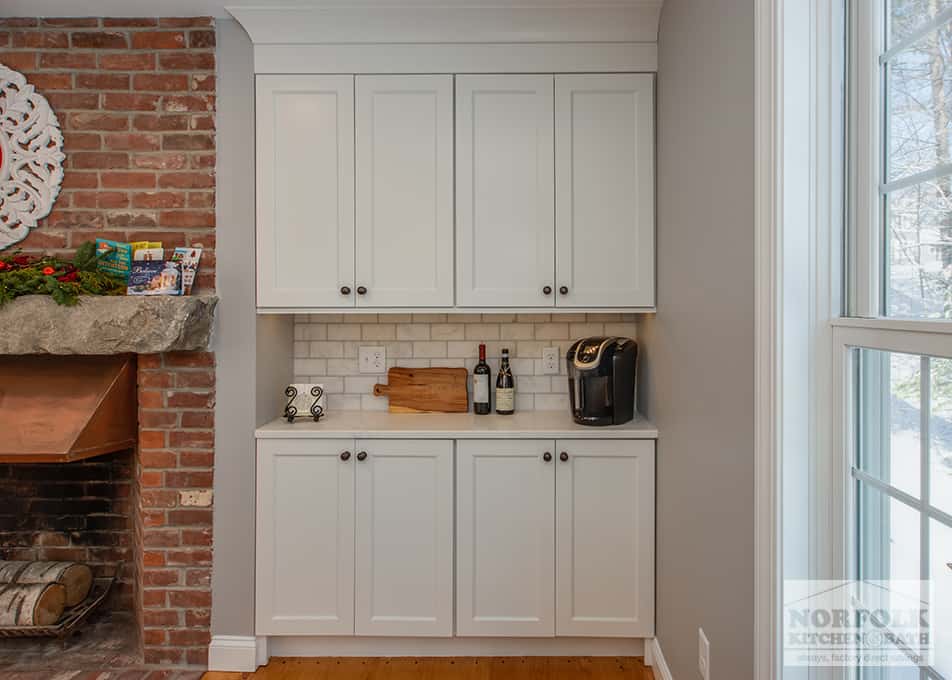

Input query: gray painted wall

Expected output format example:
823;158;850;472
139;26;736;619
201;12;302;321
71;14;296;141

213;19;294;637
638;1;755;678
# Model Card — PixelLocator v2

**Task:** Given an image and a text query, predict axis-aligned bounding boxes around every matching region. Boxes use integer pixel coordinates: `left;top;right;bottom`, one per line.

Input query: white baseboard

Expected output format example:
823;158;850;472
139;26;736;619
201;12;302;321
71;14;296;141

647;638;673;680
208;635;266;672
267;636;645;658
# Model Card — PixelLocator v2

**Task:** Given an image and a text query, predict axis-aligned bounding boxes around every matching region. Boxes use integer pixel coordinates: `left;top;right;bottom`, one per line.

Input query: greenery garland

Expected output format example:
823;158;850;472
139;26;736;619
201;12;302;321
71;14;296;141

0;241;126;307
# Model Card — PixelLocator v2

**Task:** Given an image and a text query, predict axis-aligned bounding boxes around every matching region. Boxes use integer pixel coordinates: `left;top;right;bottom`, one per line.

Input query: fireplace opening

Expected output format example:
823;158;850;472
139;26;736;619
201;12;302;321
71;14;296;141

0;451;141;671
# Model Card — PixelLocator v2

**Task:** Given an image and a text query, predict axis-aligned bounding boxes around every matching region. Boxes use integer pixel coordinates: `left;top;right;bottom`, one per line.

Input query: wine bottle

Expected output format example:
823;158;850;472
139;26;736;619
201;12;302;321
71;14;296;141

495;348;515;415
473;343;491;415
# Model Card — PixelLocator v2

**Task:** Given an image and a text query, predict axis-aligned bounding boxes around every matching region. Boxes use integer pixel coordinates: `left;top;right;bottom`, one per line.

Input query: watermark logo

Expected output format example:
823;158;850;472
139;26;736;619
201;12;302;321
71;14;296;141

784;580;933;668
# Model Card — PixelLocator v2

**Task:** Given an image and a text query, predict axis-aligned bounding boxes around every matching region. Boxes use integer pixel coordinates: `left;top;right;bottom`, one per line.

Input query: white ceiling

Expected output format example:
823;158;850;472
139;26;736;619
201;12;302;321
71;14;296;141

0;0;661;19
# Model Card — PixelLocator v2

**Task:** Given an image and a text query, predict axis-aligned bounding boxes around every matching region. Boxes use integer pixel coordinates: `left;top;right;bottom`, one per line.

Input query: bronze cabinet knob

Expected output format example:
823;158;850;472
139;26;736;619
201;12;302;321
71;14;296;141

357;451;368;461
543;452;552;462
559;286;569;295
357;286;368;295
559;452;569;462
543;286;552;295
340;451;351;461
340;286;351;295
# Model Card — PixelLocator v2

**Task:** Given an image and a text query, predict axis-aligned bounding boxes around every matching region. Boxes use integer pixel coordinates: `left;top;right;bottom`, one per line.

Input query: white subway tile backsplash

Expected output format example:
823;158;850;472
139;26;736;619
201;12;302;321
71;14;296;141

413;341;447;358
500;323;534;340
535;323;569;340
327;324;362;340
397;324;430;341
535;394;571;411
362;324;396;341
431;323;466;340
309;341;345;358
327;359;360;375
465;323;500;340
293;313;638;411
294;358;327;375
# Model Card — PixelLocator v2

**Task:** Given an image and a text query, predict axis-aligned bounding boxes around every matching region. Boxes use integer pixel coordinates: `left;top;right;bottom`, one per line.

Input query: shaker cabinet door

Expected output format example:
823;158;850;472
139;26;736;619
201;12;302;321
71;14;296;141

456;75;555;308
256;75;355;308
354;440;454;636
355;76;455;307
555;74;655;308
255;439;356;635
555;439;655;637
456;439;555;636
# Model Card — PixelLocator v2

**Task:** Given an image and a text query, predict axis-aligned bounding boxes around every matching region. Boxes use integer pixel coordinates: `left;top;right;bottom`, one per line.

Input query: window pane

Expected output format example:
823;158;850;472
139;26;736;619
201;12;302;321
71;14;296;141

887;24;952;182
858;482;921;584
886;179;952;318
932;357;952;516
858;350;923;498
929;519;952;678
890;0;952;46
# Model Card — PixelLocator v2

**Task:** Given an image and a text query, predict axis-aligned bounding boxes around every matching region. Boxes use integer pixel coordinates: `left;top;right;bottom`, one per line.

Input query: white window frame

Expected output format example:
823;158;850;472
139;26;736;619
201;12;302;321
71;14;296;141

757;1;952;679
835;1;952;679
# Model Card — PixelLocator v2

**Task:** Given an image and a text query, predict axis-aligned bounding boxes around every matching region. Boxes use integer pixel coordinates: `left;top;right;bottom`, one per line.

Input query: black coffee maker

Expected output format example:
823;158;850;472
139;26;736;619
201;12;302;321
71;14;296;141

566;337;637;426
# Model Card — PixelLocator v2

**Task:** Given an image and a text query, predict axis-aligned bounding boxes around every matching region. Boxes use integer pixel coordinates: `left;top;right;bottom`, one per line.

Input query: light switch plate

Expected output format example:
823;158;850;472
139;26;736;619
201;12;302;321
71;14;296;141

359;346;386;374
698;628;710;680
541;347;560;375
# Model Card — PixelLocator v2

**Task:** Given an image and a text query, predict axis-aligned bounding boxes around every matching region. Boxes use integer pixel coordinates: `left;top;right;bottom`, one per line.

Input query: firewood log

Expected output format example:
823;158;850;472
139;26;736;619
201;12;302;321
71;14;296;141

0;583;66;627
0;561;93;607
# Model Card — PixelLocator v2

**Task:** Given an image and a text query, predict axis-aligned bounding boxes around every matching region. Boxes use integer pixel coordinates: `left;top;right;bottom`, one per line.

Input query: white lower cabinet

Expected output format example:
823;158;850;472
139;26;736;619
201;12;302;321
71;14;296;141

456;439;655;638
456;440;556;636
256;439;355;635
355;439;454;636
257;437;654;639
256;439;453;636
555;439;655;637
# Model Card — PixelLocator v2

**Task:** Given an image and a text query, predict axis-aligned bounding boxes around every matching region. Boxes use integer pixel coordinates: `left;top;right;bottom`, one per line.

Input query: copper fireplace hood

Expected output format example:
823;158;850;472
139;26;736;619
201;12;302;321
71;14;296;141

0;355;137;463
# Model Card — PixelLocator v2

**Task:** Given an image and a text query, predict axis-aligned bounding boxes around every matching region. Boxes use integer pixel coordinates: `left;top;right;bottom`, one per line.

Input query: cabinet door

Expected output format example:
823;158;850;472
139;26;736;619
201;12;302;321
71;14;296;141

256;439;355;635
456;75;555;308
456;440;555;636
555;439;655;637
555;74;655;308
356;76;454;308
355;440;453;636
256;75;355;308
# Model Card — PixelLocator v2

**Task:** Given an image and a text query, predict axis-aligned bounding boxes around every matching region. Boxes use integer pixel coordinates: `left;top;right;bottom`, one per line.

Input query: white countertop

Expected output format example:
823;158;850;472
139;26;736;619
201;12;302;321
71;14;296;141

255;410;658;440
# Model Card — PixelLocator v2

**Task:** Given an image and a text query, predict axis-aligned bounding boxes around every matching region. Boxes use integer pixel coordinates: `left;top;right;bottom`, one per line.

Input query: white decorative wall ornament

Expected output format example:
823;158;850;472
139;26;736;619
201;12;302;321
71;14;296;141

0;63;66;251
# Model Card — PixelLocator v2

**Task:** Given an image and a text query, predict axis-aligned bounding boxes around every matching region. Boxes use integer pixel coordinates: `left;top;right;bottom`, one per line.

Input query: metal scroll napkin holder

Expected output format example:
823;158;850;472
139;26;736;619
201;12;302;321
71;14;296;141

284;385;324;423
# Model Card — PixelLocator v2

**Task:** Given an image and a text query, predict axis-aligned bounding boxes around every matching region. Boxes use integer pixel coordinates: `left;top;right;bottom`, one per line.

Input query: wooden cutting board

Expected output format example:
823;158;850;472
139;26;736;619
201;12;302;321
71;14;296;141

373;367;469;413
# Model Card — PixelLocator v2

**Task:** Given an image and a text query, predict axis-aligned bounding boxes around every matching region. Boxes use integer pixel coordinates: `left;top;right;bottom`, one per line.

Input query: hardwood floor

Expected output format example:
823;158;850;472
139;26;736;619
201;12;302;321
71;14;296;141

203;657;655;680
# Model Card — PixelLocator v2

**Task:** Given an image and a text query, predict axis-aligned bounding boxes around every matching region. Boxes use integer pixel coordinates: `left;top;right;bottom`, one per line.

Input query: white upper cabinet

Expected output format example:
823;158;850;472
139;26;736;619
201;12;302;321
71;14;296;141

355;439;453;637
555;74;655;308
355;76;455;307
255;72;655;310
555;439;655;637
456;75;556;308
256;75;355;308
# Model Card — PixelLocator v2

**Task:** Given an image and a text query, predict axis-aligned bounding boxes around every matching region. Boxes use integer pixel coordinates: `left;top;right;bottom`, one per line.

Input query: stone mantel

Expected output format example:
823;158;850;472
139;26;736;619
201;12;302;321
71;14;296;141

0;295;218;355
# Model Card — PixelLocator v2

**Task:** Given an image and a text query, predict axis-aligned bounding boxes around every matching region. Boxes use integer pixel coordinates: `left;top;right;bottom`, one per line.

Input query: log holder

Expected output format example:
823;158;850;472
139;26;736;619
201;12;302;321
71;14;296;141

0;563;122;643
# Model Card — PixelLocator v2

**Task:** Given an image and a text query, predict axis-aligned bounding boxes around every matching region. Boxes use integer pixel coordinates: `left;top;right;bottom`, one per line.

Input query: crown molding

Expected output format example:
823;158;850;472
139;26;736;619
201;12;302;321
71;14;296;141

227;2;662;45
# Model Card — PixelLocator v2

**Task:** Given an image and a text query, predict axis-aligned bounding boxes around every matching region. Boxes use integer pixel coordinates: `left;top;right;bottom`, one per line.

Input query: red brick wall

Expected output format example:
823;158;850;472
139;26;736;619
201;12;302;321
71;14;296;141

0;17;216;293
137;352;215;667
0;18;216;669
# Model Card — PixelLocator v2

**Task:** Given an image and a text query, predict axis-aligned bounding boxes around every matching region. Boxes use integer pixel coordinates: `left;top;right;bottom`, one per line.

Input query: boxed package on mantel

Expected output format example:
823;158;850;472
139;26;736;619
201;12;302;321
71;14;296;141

96;239;202;296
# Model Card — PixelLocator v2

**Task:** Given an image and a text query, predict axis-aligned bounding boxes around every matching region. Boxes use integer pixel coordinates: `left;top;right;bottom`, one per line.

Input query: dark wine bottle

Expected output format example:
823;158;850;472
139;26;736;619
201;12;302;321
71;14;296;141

495;348;515;415
473;343;491;415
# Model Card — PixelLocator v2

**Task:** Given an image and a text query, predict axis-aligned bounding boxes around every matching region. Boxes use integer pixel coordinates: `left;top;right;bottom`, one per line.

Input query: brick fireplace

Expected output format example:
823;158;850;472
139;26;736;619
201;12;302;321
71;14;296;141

0;17;216;670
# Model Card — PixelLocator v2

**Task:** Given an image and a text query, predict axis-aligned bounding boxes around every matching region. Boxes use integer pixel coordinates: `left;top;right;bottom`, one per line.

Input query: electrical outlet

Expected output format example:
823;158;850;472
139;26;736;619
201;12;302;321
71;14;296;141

698;628;710;680
541;347;560;375
359;346;386;374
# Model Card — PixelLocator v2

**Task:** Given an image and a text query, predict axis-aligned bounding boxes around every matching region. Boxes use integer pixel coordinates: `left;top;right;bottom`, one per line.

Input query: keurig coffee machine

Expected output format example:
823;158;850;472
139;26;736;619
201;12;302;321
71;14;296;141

566;337;637;426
